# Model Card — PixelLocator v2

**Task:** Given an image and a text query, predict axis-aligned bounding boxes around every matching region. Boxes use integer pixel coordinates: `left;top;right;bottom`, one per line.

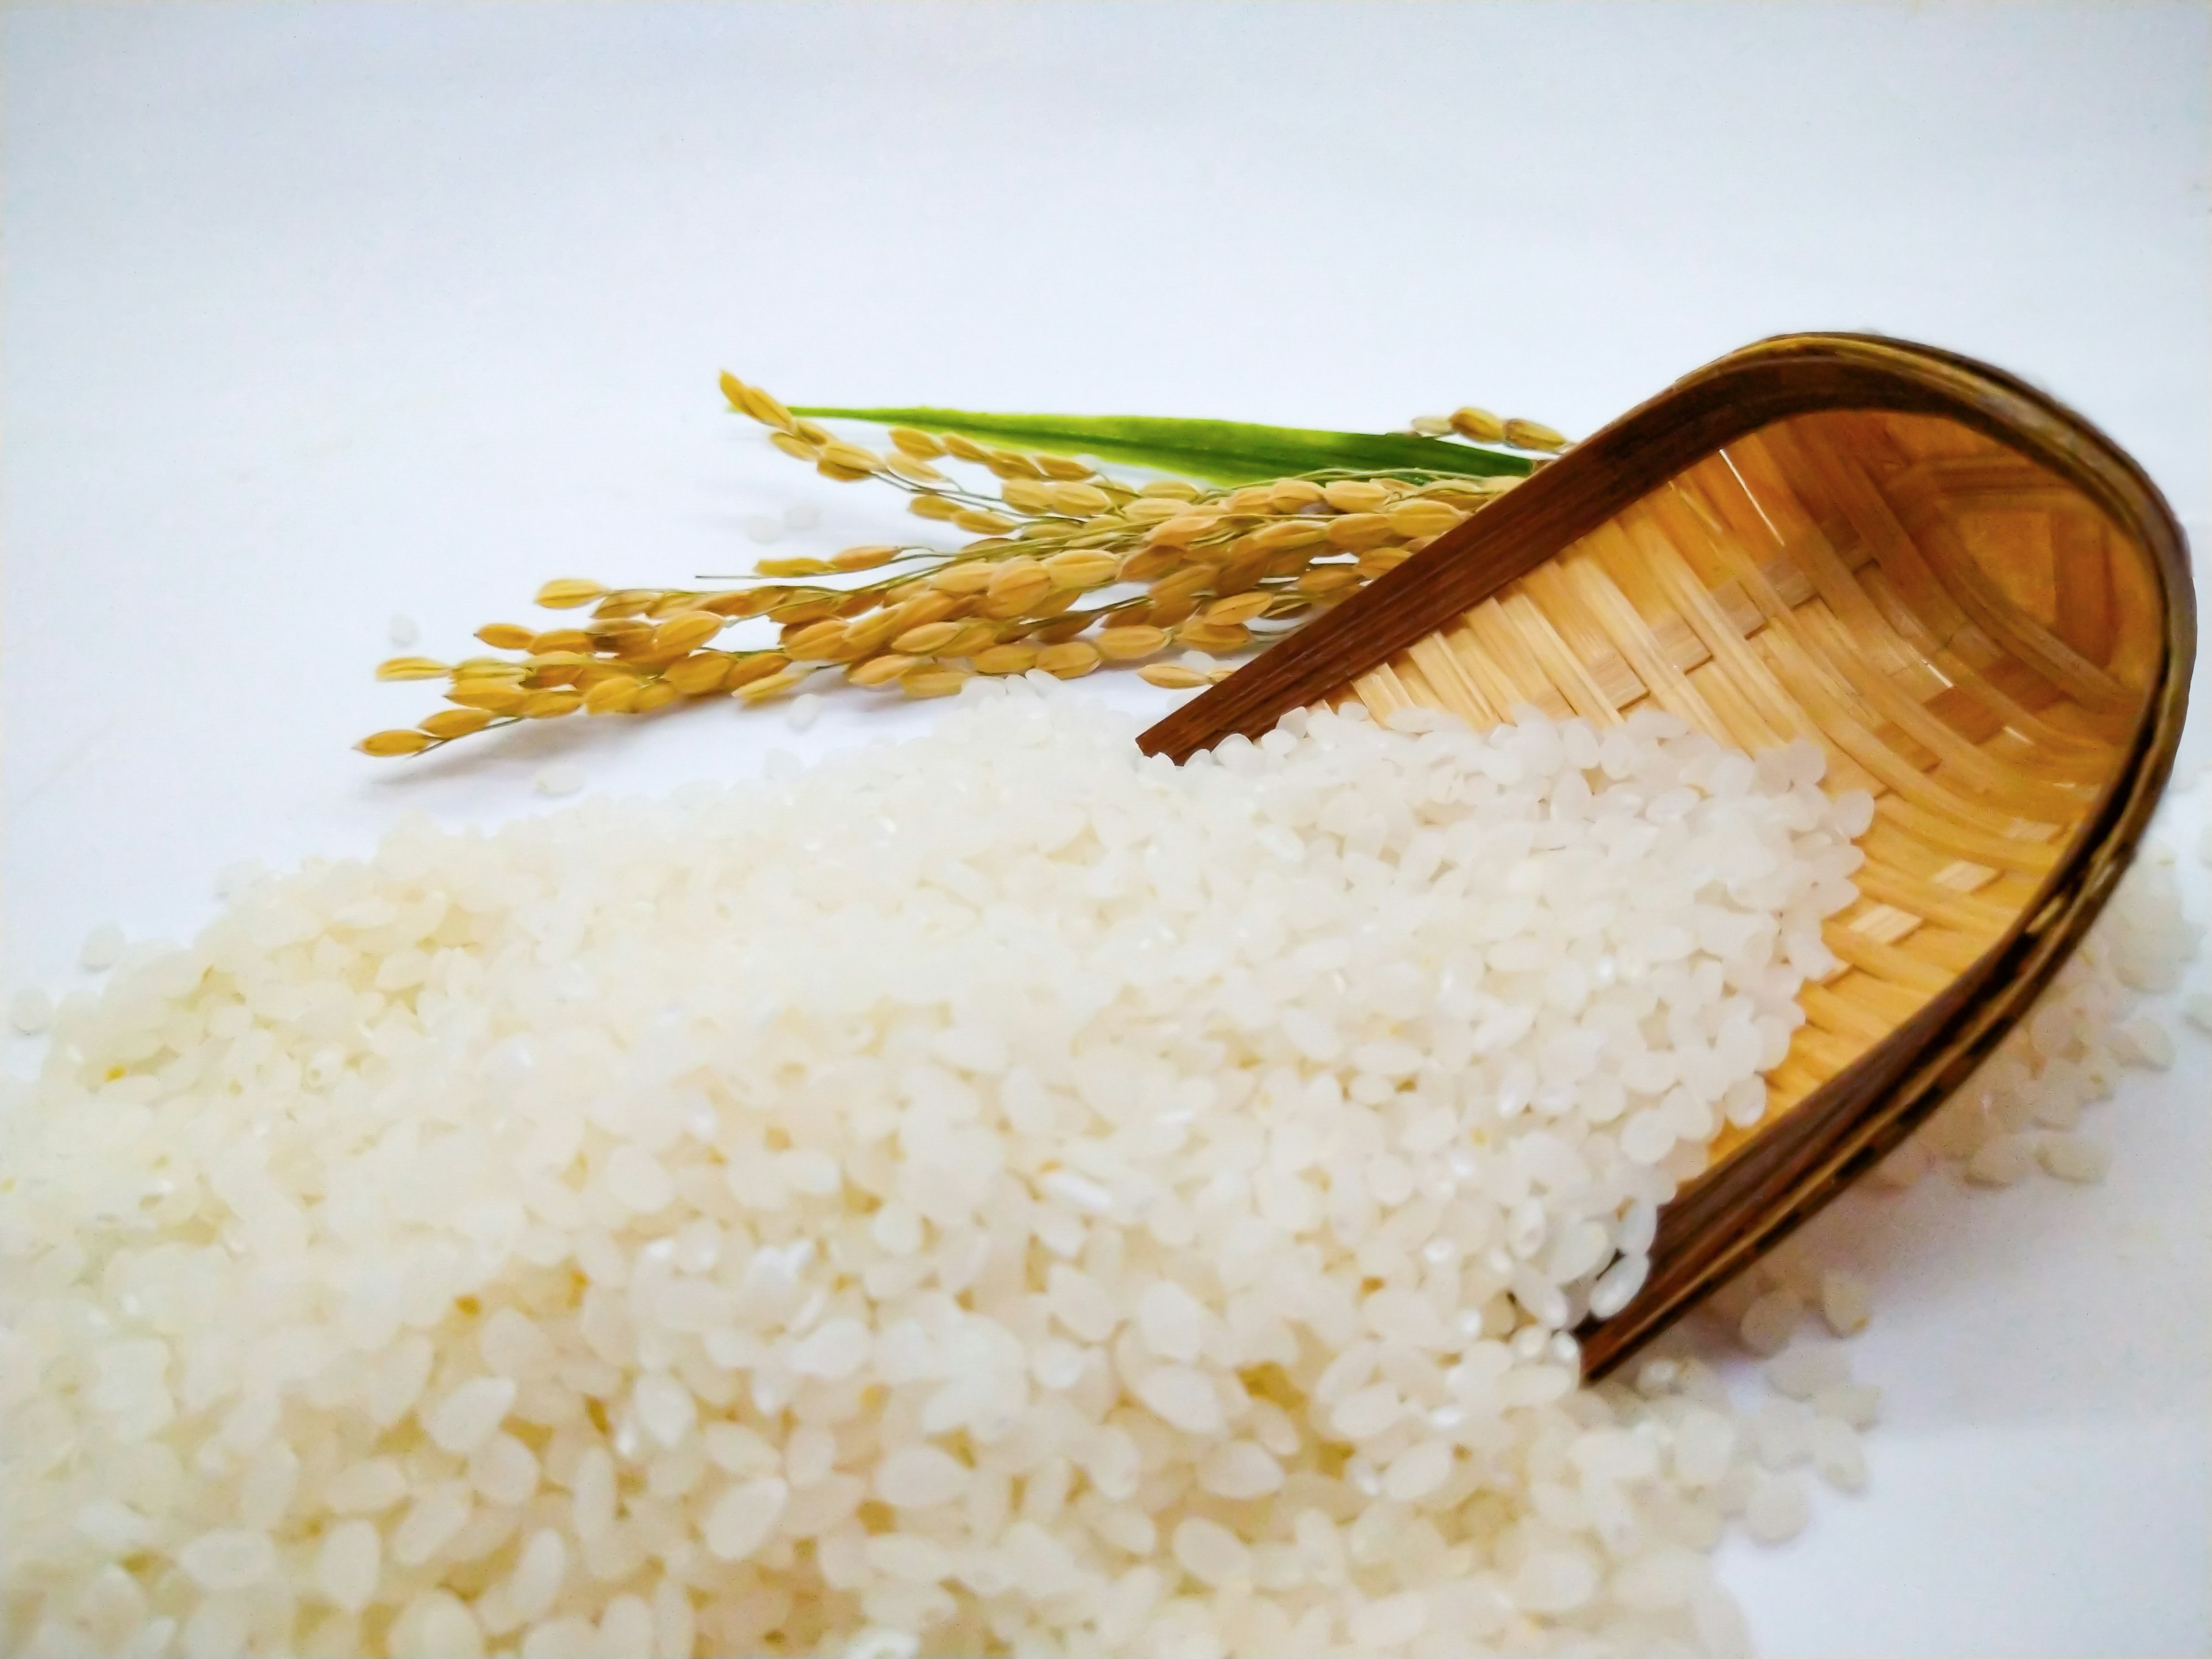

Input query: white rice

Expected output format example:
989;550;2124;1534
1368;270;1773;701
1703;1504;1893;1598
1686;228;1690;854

0;675;2192;1659
79;926;128;976
1862;849;2198;1198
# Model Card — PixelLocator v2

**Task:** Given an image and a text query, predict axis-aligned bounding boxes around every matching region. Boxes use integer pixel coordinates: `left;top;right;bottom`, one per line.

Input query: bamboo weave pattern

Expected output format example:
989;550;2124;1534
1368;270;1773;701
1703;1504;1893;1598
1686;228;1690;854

1330;410;2156;1161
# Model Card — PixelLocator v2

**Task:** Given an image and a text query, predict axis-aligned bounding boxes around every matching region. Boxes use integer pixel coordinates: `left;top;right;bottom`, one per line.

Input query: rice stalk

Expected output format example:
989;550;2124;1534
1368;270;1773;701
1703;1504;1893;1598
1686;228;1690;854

358;373;1570;756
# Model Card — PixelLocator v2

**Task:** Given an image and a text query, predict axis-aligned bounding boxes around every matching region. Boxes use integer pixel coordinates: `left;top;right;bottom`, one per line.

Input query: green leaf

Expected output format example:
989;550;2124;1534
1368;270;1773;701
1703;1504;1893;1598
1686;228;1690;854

785;406;1535;486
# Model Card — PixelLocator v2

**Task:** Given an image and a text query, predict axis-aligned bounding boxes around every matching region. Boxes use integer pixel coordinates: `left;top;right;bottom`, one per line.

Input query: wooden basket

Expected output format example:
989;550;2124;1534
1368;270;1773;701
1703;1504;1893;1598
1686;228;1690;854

1141;335;2194;1376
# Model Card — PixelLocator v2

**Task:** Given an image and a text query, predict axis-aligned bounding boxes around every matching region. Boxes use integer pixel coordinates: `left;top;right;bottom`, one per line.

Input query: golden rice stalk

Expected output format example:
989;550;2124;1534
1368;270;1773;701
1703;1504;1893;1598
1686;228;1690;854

1451;406;1506;443
1138;664;1211;690
1386;499;1465;537
1322;479;1392;512
892;621;963;656
1144;513;1218;548
1117;546;1182;583
1176;620;1251;653
1146;596;1200;628
448;680;529;713
734;668;809;703
663;653;734;695
835;612;906;658
936;622;1000;658
899;665;970;699
1201;592;1274;627
535;578;607;609
760;603;832;632
1000;478;1054;514
783;620;849;662
700;589;777;618
358;728;434;756
1041;549;1120;589
847;653;919;687
419;707;497;740
1503;417;1567;452
583;677;642;715
723;654;791;692
880;591;955;631
719;372;796;432
1096;624;1170;661
366;373;1569;756
1146;566;1215;608
1248;520;1328;552
1027;588;1080;621
1297;566;1363;596
1047;482;1113;517
1325;513;1396;551
376;657;450;681
982;559;1051;616
1033;612;1099;645
1035;641;1100;679
971;643;1038;676
885;452;948;484
983;448;1043;481
929;563;997;596
650;612;722;655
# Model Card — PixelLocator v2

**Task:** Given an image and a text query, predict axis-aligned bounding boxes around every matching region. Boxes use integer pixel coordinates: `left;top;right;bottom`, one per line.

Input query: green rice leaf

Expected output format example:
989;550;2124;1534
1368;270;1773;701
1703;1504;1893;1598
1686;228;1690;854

786;406;1535;486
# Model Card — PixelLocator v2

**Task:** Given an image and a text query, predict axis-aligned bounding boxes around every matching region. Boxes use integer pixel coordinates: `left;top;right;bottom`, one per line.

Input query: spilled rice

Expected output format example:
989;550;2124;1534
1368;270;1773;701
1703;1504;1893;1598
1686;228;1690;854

1;679;2197;1658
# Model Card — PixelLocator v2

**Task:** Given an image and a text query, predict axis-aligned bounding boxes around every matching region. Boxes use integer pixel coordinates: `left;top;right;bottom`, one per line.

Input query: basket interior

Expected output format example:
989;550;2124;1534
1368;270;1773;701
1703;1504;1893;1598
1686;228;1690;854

1326;408;2161;1163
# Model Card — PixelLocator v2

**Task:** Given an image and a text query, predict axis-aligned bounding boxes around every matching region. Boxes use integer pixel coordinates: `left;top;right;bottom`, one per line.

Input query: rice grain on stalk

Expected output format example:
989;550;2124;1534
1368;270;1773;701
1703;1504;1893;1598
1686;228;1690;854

362;371;1564;754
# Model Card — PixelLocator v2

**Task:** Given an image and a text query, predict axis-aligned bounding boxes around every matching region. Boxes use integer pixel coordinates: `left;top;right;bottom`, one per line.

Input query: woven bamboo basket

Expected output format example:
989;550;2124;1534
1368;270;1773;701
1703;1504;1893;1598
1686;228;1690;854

1141;334;2194;1376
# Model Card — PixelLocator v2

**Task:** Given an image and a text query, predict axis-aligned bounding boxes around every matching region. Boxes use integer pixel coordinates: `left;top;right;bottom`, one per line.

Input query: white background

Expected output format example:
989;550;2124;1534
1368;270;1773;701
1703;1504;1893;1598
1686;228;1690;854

4;5;2207;1655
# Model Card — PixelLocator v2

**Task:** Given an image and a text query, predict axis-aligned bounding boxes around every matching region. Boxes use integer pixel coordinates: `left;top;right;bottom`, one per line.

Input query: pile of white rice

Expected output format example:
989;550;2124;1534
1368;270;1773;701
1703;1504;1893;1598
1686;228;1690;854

0;678;2189;1659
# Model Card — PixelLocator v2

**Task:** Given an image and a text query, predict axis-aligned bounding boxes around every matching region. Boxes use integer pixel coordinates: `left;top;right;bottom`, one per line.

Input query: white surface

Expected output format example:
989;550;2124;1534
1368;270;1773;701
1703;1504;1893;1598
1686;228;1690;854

4;5;2207;1655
